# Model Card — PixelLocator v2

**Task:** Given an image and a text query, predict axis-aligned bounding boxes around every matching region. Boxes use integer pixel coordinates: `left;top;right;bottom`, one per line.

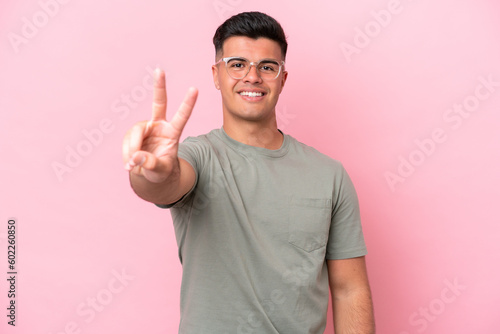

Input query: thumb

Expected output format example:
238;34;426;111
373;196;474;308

126;151;159;171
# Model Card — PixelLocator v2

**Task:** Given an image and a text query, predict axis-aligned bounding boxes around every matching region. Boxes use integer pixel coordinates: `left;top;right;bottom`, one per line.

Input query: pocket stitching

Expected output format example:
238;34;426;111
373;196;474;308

288;197;331;252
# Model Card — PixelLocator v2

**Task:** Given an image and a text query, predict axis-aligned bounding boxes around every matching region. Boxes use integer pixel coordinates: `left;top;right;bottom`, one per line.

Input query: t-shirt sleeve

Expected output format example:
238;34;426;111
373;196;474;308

154;137;203;209
326;165;367;260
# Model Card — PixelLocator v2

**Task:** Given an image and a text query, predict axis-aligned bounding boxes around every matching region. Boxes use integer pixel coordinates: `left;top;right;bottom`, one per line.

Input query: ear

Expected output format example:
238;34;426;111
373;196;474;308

279;70;288;93
212;65;221;90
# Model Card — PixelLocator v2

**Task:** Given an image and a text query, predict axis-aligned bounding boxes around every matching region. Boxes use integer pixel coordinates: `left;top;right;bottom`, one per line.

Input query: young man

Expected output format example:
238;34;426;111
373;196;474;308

123;11;375;334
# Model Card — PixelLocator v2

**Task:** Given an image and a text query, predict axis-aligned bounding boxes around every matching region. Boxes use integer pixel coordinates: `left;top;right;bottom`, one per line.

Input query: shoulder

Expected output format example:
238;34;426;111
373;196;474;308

286;134;344;171
176;129;226;169
180;128;224;152
182;128;220;144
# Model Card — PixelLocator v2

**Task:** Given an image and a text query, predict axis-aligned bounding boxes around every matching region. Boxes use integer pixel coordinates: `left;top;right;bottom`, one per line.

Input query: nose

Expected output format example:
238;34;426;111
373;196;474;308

243;63;262;83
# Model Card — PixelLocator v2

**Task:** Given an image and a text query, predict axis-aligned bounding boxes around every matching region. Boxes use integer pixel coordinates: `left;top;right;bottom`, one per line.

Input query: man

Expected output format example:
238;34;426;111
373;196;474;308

123;11;375;334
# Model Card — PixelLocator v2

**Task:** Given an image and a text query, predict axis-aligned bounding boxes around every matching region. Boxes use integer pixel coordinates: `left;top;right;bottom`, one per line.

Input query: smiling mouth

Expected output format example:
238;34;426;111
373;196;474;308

239;91;265;97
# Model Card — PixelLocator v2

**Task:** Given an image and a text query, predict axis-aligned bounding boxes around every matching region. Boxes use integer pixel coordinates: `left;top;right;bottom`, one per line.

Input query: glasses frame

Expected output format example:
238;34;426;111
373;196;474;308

215;56;286;80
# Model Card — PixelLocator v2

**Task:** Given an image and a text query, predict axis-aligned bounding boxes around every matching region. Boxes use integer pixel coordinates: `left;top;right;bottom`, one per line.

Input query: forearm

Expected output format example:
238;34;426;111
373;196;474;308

129;156;196;204
332;287;375;334
129;171;181;204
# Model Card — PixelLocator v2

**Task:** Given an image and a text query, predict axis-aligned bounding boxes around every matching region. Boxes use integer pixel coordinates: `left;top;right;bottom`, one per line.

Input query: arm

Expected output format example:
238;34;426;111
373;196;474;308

128;157;195;205
122;68;198;205
327;256;375;334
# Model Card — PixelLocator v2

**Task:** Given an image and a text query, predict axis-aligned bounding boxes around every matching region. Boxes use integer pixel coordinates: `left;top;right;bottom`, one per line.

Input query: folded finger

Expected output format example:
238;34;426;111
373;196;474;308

126;122;148;161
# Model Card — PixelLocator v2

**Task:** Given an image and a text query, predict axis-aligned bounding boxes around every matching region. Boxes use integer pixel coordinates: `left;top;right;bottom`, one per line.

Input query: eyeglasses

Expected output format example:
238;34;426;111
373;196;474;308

215;57;285;80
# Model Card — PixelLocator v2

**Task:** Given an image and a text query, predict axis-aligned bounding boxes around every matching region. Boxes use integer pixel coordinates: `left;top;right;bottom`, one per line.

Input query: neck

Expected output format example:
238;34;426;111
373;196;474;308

223;118;283;149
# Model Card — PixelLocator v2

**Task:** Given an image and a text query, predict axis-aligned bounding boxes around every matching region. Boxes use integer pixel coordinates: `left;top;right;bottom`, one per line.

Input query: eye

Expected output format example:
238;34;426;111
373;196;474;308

228;60;247;70
259;62;279;72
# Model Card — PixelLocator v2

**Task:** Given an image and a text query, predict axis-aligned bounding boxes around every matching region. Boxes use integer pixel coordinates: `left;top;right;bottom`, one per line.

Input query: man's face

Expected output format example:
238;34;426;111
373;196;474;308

212;36;288;124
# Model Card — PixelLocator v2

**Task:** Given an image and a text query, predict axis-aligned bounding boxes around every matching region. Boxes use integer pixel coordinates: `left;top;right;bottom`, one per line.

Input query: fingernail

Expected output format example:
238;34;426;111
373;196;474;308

146;120;153;133
138;156;146;166
155;67;161;78
125;163;132;171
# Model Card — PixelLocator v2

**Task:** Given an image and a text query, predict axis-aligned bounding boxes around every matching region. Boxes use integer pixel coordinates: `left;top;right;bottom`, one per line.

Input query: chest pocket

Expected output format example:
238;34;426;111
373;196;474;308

288;197;332;252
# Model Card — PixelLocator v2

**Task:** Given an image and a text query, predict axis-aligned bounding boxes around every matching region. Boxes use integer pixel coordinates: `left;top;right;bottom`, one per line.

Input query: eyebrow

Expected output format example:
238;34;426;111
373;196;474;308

228;57;246;61
227;57;280;63
259;59;280;64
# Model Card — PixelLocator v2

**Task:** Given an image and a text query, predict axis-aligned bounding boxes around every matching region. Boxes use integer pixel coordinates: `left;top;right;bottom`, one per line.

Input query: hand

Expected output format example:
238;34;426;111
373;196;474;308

122;68;198;183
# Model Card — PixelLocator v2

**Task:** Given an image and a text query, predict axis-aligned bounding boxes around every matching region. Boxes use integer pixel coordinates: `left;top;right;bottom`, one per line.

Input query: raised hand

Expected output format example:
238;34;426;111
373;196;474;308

122;68;198;183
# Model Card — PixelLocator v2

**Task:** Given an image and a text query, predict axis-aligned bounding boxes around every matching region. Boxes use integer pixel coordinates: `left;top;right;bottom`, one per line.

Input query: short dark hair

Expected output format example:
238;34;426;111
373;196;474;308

213;11;288;60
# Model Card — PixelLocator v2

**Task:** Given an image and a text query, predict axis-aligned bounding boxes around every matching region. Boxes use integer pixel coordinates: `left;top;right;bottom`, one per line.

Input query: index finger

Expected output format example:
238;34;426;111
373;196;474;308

151;68;167;121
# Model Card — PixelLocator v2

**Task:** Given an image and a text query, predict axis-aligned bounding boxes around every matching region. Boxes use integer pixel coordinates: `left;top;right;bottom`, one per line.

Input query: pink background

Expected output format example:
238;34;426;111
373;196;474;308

2;0;500;333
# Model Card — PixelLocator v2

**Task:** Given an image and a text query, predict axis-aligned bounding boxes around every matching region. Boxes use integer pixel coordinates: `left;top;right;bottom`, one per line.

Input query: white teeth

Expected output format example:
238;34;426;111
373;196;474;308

239;91;263;97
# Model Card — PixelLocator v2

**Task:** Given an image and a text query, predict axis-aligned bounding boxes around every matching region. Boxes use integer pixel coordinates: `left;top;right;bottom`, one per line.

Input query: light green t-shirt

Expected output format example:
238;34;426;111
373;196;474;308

157;128;367;334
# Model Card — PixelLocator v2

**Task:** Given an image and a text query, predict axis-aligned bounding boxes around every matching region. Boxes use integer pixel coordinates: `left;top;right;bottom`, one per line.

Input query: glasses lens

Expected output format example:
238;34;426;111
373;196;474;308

257;61;280;80
226;58;249;79
225;58;281;80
